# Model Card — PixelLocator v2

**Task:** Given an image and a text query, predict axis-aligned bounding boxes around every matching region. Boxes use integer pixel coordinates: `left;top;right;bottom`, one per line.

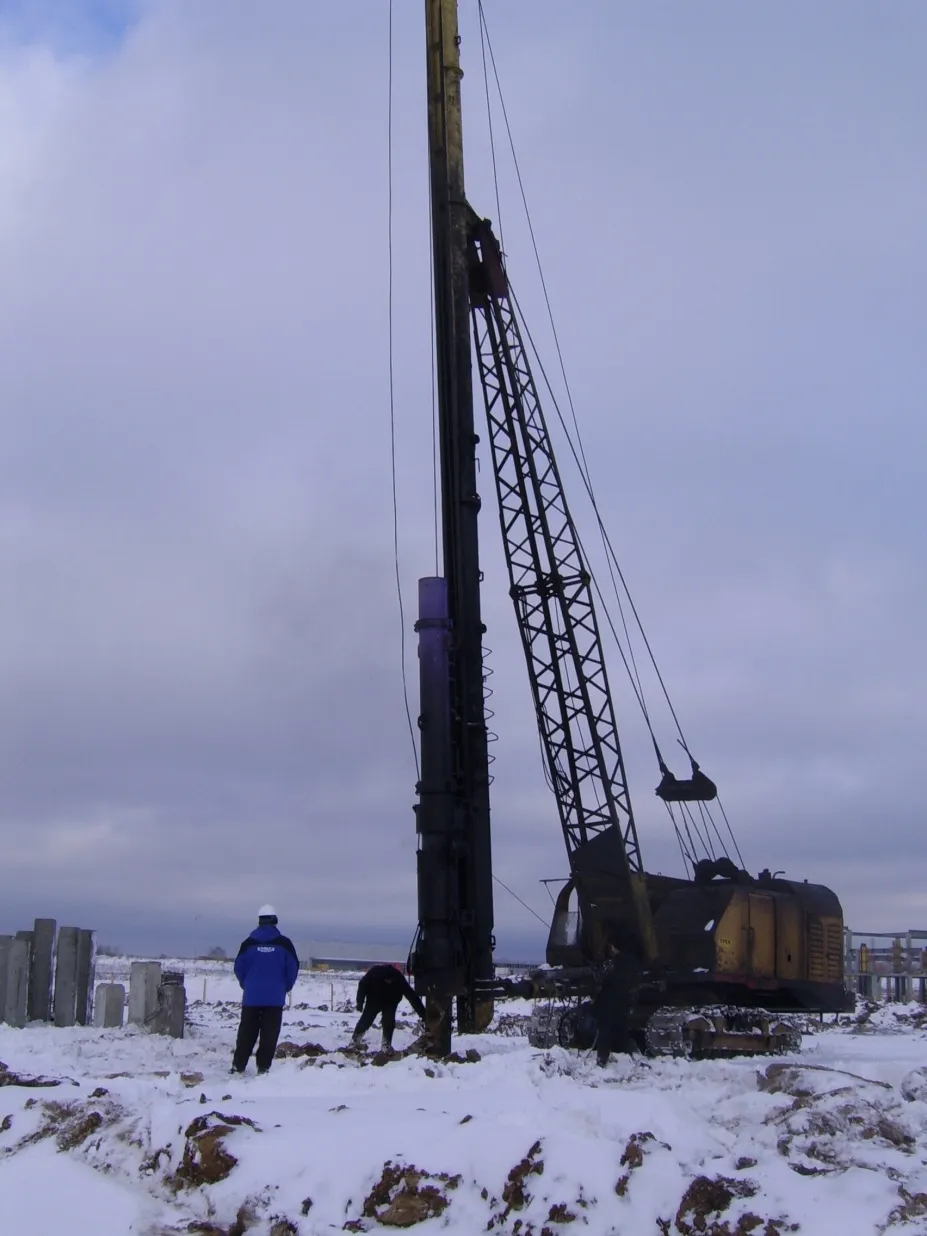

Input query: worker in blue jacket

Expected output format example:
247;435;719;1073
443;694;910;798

230;905;299;1075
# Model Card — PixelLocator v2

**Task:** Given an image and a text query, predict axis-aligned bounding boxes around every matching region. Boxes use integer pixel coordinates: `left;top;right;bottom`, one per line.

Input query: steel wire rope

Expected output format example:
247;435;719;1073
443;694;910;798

510;282;698;866
665;802;700;868
479;8;745;874
478;2;505;255
477;6;725;793
477;8;667;740
475;8;729;867
493;873;550;928
683;800;717;861
510;293;698;865
387;0;419;780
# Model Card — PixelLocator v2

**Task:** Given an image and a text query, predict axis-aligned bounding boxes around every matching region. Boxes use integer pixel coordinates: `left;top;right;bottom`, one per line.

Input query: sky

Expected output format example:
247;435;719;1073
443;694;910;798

1;1;924;960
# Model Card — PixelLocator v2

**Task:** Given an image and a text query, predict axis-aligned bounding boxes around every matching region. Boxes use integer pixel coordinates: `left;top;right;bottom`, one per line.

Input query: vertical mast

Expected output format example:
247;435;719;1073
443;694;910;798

413;0;494;1049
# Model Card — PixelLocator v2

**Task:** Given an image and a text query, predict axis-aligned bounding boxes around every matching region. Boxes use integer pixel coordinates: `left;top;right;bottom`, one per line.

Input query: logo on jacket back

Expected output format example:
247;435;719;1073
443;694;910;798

257;946;276;953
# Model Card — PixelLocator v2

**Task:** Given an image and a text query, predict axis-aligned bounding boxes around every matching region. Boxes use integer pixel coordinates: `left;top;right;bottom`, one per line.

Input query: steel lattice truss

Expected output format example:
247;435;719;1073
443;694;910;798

469;230;644;877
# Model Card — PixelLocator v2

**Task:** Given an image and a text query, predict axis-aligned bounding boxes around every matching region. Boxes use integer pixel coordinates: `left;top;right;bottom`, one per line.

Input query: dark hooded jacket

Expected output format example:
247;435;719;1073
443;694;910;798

234;924;299;1007
357;964;426;1018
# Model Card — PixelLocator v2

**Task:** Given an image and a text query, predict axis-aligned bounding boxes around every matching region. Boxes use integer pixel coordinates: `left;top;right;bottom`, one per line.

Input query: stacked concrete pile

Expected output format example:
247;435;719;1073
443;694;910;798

123;961;186;1038
0;919;95;1029
1;920;186;1038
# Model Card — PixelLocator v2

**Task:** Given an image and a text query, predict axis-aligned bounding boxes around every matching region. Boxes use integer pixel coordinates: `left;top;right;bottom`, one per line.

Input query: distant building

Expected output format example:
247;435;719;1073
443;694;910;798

293;941;407;971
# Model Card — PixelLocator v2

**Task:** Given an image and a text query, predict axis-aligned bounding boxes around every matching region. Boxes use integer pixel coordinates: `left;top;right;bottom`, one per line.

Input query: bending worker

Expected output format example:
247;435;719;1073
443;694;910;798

352;963;426;1052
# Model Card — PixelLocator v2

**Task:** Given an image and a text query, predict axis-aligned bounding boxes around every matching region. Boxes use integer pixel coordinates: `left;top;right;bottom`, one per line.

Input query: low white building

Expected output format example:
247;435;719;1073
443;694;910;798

293;941;408;971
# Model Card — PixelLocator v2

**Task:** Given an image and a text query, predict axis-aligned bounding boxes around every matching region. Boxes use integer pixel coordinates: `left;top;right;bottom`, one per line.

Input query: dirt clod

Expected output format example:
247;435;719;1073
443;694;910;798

615;1130;666;1198
359;1161;459;1228
0;1114;11;1133
621;1130;655;1170
170;1111;260;1189
275;1041;327;1060
547;1202;576;1223
268;1218;298;1236
180;1072;205;1087
500;1140;544;1216
140;1145;172;1175
889;1186;927;1226
674;1175;758;1235
57;1110;104;1151
0;1061;62;1089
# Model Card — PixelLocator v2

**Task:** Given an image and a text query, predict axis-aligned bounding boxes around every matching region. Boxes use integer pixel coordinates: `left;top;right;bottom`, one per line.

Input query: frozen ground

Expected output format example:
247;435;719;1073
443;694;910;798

2;960;927;1235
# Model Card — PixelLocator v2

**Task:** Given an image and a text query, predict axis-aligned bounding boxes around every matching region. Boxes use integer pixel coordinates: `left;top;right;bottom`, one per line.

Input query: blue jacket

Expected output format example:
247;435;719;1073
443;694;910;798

234;925;299;1007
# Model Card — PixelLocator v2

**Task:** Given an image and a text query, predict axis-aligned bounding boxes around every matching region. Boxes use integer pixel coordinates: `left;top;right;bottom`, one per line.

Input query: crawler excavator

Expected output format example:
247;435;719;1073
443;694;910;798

409;0;851;1059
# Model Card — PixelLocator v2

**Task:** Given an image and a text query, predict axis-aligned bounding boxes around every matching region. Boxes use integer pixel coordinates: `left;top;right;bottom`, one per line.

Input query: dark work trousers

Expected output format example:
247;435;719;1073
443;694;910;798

593;973;639;1066
353;997;399;1046
232;1005;284;1072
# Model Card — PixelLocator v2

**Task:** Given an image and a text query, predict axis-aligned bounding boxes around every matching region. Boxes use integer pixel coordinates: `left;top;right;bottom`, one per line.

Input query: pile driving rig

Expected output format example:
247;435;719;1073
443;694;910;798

409;0;851;1059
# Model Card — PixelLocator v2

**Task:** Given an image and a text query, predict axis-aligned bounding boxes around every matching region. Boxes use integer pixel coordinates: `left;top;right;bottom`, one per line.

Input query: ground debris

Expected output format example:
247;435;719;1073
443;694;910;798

885;1184;927;1230
170;1111;260;1190
357;1160;460;1227
547;1201;577;1223
275;1040;328;1059
140;1145;173;1175
0;1060;63;1089
7;1097;119;1156
485;1139;545;1225
180;1072;205;1087
268;1218;299;1236
759;1062;891;1096
615;1130;670;1197
674;1175;758;1235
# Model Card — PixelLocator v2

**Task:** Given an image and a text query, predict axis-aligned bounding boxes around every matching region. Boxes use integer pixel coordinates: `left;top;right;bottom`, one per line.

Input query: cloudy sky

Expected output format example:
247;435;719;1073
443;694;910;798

1;1;923;958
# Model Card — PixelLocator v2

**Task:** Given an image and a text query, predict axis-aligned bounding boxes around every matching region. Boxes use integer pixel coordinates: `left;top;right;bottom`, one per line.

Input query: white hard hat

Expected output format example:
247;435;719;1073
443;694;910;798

258;904;277;919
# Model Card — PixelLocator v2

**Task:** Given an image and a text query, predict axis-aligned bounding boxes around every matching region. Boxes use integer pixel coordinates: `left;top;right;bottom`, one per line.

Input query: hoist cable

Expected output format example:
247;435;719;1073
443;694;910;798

493;873;550;928
387;0;419;780
477;5;652;723
477;4;743;869
478;2;505;255
511;286;655;729
714;793;745;868
477;6;698;764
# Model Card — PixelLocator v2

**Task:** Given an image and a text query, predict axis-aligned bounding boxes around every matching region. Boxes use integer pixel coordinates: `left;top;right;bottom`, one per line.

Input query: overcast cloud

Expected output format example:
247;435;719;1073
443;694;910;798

1;1;924;958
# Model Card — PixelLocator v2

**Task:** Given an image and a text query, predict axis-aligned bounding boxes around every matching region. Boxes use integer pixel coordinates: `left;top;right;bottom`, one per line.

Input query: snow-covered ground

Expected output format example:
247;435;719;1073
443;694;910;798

2;960;927;1235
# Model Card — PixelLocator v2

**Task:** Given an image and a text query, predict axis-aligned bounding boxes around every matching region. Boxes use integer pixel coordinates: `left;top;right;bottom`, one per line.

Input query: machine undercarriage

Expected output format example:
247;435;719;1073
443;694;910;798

529;1001;803;1060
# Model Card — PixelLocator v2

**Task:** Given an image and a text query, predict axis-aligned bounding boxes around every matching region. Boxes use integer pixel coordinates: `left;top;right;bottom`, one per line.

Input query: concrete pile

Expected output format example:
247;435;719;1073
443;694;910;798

0;921;185;1038
0;919;95;1029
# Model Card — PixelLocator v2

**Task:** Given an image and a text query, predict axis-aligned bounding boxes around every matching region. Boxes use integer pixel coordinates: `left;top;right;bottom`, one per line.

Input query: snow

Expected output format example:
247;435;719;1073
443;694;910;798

1;961;927;1234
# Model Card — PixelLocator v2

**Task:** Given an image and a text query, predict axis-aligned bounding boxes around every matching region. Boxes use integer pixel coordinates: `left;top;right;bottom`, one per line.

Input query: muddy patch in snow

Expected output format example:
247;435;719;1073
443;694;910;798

170;1111;261;1189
